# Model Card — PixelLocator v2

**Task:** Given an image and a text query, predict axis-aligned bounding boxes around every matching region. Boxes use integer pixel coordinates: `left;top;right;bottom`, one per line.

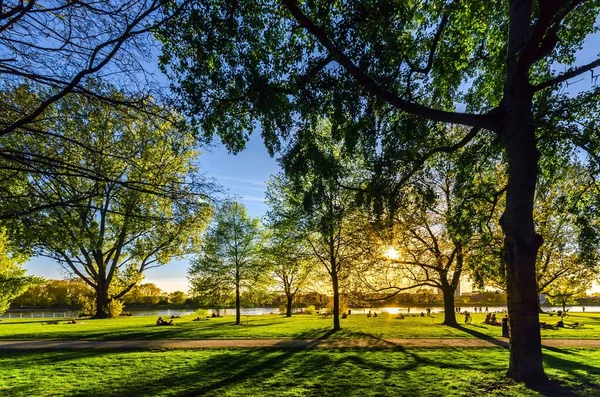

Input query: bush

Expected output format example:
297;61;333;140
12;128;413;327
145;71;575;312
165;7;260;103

193;309;209;318
78;296;96;317
103;299;124;318
305;305;316;315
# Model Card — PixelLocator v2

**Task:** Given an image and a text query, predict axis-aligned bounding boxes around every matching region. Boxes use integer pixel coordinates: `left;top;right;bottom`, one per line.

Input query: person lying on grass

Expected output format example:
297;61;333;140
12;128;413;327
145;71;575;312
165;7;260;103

156;317;174;326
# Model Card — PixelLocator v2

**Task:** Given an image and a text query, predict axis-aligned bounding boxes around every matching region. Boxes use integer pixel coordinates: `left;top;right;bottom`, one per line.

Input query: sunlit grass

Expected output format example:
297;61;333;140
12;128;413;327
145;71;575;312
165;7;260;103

0;348;599;396
0;311;597;340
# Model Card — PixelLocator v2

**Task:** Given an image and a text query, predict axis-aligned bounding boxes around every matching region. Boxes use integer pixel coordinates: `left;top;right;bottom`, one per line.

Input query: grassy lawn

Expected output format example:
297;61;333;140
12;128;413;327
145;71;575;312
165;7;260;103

0;312;597;340
0;347;599;396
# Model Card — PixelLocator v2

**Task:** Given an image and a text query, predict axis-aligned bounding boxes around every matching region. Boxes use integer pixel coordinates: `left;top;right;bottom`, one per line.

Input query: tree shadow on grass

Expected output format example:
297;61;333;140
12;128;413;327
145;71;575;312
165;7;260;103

179;329;341;396
449;325;509;347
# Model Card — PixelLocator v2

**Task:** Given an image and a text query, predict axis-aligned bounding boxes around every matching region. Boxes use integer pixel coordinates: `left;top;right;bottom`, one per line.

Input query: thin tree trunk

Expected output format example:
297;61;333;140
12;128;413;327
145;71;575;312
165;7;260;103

331;270;340;331
235;278;241;325
286;294;293;317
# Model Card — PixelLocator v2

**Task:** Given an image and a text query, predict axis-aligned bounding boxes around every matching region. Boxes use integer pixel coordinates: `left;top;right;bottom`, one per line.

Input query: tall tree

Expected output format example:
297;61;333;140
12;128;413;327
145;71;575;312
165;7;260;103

189;201;264;325
266;120;378;330
4;93;213;318
158;1;600;382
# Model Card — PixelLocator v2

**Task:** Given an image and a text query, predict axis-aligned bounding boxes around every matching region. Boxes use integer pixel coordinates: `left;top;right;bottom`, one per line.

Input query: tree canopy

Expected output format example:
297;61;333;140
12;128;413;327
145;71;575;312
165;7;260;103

158;0;600;382
2;92;213;317
0;227;41;314
189;201;265;325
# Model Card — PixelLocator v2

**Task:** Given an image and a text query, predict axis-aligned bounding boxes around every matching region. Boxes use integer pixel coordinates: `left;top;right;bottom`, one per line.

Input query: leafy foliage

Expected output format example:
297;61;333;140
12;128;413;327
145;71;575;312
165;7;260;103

1;91;214;317
0;228;41;314
189;201;265;322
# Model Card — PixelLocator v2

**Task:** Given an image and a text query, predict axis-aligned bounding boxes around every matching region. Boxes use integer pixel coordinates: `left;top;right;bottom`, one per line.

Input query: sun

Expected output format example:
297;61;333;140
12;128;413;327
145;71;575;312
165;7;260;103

384;247;399;260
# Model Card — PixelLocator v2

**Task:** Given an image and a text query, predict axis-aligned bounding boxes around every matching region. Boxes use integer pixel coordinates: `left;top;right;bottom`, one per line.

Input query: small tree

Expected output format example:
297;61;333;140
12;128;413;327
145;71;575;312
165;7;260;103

168;291;187;305
0;228;41;314
189;201;265;325
263;213;315;317
545;271;594;312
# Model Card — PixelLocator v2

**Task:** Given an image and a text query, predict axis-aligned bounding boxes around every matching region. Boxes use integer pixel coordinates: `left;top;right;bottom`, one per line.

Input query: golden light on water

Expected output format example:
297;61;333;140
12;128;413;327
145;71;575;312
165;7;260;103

384;247;399;260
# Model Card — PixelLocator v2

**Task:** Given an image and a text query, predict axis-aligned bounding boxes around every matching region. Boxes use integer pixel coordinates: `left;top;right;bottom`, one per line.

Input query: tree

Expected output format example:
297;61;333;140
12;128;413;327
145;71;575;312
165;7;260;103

168;291;188;305
0;0;194;138
189;201;264;325
159;1;600;382
6;93;213;318
545;273;594;312
0;228;41;314
123;283;165;305
12;278;93;307
264;190;315;317
469;157;600;312
266;119;379;331
392;163;494;324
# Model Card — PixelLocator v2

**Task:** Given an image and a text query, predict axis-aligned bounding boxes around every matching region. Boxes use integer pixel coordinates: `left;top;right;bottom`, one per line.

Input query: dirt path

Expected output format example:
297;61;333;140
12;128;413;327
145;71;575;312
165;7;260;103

0;338;598;350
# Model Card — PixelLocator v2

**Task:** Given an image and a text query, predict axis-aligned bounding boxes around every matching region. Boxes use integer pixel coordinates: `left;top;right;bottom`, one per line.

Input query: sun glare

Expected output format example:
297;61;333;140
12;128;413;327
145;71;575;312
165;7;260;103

384;247;399;260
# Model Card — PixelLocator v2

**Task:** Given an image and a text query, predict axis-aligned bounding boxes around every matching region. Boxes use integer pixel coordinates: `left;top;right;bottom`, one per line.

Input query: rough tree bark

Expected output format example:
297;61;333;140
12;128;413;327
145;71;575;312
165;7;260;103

94;281;109;319
286;294;293;317
331;269;341;331
499;0;546;383
235;267;241;325
441;285;458;326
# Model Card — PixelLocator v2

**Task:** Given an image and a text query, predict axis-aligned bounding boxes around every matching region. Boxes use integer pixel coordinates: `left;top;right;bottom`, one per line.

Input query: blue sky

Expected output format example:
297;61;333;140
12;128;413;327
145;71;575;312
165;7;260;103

23;134;281;292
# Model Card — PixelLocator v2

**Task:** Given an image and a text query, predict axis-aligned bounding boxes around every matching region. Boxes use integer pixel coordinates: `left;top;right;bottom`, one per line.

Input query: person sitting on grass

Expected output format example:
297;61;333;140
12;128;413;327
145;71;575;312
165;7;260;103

490;314;500;325
156;317;164;326
484;313;492;324
464;311;472;324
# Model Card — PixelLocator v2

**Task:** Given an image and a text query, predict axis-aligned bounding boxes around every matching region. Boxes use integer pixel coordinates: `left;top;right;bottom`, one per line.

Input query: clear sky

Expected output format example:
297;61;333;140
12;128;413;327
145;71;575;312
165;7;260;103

23;134;281;292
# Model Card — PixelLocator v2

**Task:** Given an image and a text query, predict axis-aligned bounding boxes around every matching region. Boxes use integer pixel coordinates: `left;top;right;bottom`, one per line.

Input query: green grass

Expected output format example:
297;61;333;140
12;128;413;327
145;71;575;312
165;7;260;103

0;312;598;340
0;347;599;396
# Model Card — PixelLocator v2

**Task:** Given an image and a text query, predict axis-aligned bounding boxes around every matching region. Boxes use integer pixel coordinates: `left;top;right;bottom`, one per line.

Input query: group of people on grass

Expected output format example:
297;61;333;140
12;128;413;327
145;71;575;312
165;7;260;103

484;313;501;326
456;306;489;313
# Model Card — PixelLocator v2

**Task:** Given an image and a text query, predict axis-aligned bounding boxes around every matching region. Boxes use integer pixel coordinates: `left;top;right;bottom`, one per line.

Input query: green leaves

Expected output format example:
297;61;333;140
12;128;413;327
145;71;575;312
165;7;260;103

0;228;42;315
189;201;265;309
0;87;214;306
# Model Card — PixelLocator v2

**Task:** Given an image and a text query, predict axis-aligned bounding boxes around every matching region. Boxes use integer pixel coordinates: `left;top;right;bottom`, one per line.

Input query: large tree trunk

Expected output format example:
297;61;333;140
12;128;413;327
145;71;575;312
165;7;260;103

501;96;546;383
331;270;340;331
94;282;109;319
286;294;293;317
441;286;458;326
500;0;546;383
